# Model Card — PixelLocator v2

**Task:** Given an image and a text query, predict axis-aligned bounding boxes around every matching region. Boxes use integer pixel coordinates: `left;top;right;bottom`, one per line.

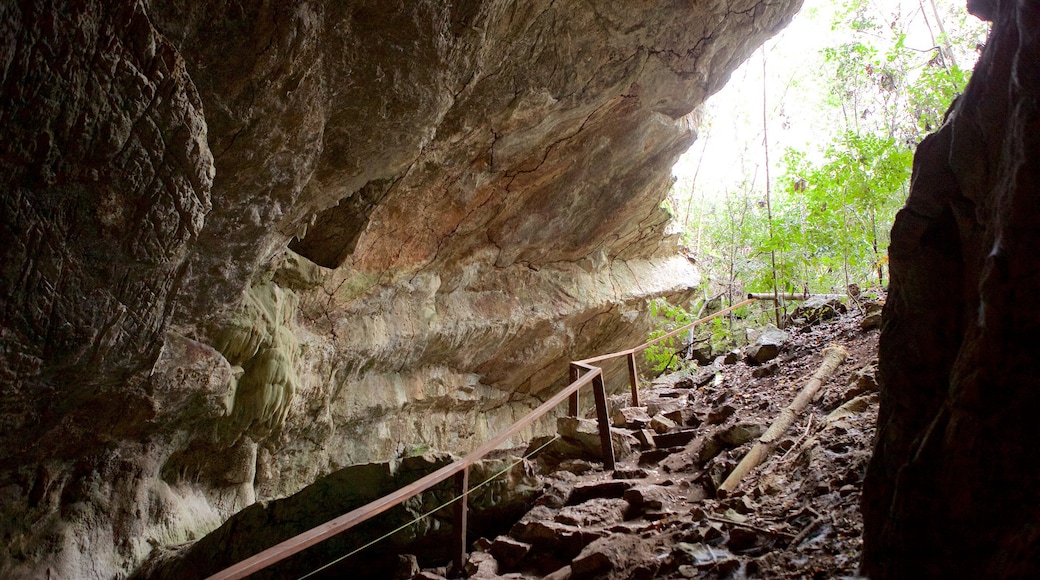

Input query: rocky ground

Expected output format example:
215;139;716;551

413;297;882;579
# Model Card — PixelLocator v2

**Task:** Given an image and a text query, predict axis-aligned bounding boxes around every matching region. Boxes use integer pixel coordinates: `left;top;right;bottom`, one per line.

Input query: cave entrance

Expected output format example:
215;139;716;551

664;0;987;309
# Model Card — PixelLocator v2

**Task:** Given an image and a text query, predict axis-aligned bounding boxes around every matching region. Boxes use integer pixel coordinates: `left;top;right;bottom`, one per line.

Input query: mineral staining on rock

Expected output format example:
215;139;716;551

215;280;301;437
0;1;802;577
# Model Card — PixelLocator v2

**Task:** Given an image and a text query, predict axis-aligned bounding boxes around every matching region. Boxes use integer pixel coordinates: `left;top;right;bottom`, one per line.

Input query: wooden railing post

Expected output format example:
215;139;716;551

627;352;639;407
452;466;470;575
568;364;580;416
591;372;615;471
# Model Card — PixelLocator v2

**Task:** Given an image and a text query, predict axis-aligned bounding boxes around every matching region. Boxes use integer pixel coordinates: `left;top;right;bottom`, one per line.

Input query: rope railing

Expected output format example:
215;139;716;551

297;434;562;580
206;297;759;580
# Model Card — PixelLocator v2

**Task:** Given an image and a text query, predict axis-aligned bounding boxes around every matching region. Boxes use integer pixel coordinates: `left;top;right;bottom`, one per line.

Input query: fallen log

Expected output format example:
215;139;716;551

747;292;847;301
717;344;848;497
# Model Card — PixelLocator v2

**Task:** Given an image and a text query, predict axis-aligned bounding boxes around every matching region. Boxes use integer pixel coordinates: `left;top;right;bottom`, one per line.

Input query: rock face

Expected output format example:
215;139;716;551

862;2;1040;577
0;1;800;577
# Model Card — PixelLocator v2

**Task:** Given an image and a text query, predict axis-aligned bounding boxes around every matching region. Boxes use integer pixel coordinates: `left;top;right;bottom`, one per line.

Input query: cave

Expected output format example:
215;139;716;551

0;0;1037;578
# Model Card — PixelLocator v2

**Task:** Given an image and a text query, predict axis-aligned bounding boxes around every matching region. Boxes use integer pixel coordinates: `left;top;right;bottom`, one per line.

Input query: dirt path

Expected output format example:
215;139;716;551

419;303;880;579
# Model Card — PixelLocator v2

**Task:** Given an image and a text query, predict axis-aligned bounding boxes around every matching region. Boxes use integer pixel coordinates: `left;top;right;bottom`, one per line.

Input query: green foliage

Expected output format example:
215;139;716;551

643;298;694;374
669;0;987;305
908;63;972;132
772;132;913;290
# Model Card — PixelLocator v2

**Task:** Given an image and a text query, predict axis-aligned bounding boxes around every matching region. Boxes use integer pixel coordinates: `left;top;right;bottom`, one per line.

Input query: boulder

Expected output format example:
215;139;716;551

650;414;678;434
612;407;652;429
556;417;638;461
752;362;780;378
622;484;674;512
860;301;883;330
744;324;788;364
570;535;656;580
717;423;765;447
488;536;532;569
787;295;846;326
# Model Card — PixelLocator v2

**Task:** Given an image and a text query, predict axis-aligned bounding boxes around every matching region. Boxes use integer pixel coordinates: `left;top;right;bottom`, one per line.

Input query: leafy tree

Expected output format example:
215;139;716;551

663;0;988;336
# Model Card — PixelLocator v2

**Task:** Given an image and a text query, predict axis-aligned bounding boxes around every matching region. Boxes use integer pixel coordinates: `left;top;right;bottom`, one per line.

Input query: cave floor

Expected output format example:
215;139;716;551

420;302;880;579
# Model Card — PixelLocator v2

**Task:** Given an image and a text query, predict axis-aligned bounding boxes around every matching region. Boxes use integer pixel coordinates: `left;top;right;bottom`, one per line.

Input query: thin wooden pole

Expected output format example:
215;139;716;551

591;373;616;471
627;352;640;407
717;345;848;496
761;46;783;329
747;292;846;301
451;467;470;574
568;364;580;416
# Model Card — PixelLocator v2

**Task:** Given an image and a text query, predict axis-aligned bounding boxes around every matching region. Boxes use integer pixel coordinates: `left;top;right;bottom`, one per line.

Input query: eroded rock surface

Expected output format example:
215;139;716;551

862;1;1040;577
0;1;800;577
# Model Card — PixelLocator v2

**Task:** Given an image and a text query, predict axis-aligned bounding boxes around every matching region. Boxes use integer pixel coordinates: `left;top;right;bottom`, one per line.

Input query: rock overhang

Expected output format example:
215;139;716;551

0;1;803;577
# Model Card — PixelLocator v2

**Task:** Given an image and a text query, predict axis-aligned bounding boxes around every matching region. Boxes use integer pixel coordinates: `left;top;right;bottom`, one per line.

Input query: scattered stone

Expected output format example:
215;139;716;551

707;404;737;424
570;546;614;577
394;554;420;579
688;367;718;388
745;324;788;364
489;536;531;569
718;423;765;447
653;428;699;448
612;467;651;479
788;295;847;326
511;520;598;558
556;459;596;475
613;407;652;429
752;361;780;377
570;535;655;580
464;550;498;578
543;565;573;580
723;350;741;365
673;375;696;389
688;346;714;366
726;527;762;551
698;437;724;463
674;542;736;568
569;480;632;504
848;364;878;396
722;495;759;514
860;301;883;330
646;398;685;417
633;429;657;448
661;445;703;472
555;498;629;528
623;485;672;511
638;448;674;465
463;305;878;580
537;477;576;509
681;408;702;427
826;394;876;423
650;414;677;434
663;408;685;424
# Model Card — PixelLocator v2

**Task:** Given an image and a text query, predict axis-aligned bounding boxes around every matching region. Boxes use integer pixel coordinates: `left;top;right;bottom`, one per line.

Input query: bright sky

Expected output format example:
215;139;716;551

671;0;985;203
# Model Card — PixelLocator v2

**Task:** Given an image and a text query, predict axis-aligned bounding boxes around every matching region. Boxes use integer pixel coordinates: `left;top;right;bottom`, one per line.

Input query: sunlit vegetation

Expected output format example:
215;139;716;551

669;0;988;305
